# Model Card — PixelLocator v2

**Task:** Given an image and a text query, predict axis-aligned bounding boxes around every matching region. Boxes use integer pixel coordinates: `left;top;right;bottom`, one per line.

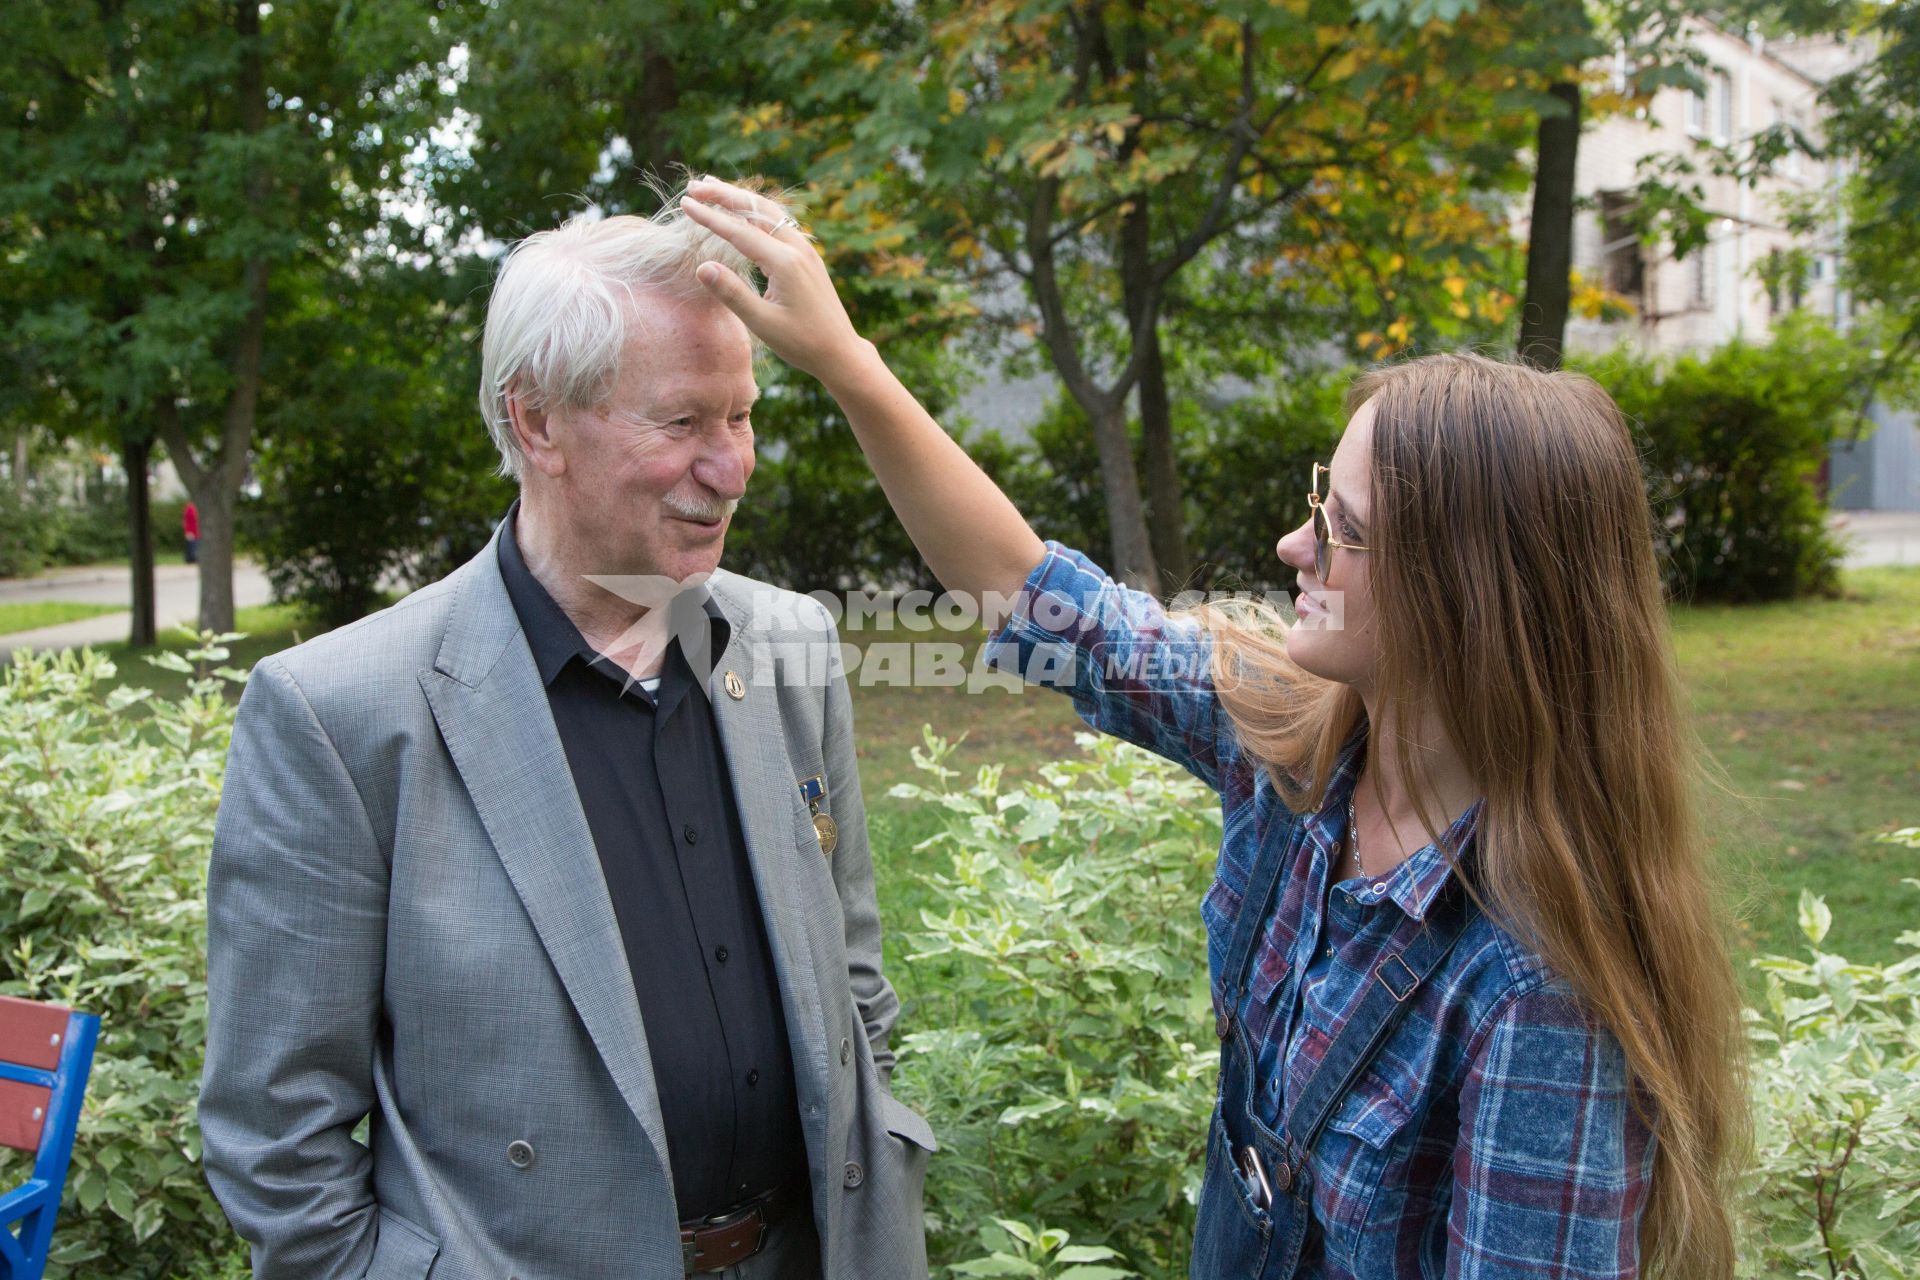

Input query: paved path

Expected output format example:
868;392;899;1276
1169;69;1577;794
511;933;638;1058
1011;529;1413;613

0;561;274;661
1831;510;1920;569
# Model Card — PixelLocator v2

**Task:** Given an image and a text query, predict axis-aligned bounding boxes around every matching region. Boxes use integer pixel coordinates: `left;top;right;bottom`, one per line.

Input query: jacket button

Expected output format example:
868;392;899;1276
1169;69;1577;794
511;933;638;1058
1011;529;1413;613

843;1161;864;1189
507;1140;535;1169
840;1037;852;1065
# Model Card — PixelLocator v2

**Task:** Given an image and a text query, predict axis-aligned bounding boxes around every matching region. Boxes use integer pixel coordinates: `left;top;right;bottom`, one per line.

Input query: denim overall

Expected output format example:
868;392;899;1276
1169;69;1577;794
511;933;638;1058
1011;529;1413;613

1190;828;1473;1279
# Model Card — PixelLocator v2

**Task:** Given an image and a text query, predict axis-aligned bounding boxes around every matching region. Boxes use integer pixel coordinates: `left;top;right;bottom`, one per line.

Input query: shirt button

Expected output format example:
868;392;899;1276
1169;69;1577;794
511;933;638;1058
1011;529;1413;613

714;945;729;964
746;1068;760;1087
1324;947;1333;959
683;824;699;844
506;1140;535;1170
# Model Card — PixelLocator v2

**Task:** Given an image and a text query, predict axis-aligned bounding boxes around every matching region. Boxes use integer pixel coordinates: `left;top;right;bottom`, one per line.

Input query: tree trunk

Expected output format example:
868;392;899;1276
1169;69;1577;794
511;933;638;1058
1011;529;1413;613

1135;326;1189;592
122;433;156;647
11;430;26;495
1119;204;1190;593
196;486;236;636
1115;4;1190;594
156;0;270;633
1518;79;1583;370
622;48;681;181
1087;400;1160;590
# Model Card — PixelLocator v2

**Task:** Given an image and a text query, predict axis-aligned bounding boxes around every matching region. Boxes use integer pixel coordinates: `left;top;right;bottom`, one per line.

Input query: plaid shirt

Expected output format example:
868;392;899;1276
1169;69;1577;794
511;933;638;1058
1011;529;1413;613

985;540;1655;1279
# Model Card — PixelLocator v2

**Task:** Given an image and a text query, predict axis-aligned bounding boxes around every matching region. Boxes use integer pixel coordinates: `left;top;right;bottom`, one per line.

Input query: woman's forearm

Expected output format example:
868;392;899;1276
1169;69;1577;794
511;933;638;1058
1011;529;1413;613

822;341;1046;612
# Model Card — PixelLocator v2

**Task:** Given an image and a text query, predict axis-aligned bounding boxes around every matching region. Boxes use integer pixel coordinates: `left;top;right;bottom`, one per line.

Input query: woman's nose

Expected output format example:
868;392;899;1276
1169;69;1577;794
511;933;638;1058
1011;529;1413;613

1276;519;1315;574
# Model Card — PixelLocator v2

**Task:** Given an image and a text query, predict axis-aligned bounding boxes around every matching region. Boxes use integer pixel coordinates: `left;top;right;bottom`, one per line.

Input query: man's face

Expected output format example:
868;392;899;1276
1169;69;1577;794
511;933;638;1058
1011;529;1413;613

543;291;758;585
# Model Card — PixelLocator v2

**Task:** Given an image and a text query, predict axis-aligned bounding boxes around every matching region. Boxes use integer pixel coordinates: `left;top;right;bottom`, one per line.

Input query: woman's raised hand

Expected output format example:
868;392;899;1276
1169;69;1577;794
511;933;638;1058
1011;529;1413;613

680;177;873;389
684;174;1044;605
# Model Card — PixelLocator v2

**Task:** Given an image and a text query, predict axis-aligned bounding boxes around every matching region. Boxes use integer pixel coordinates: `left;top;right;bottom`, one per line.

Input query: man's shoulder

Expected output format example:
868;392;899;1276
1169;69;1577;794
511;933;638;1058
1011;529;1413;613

258;569;466;702
708;566;837;641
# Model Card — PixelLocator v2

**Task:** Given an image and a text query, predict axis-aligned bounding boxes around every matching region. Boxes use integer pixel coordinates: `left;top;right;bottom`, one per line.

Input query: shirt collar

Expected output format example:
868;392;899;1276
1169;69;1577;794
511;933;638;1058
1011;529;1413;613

495;498;732;701
1302;719;1482;921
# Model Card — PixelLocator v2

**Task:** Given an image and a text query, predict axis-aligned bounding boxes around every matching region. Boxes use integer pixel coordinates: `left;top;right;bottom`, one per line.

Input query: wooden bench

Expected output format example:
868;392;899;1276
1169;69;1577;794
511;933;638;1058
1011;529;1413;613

1;995;100;1280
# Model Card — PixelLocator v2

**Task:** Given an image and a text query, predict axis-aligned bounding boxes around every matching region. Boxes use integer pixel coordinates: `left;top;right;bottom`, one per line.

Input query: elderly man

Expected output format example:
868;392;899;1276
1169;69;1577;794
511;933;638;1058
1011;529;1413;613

199;194;934;1280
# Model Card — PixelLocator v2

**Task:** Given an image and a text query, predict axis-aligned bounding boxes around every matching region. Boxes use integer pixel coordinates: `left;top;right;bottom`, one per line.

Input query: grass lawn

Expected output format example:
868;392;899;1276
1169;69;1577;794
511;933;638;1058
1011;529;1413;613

1669;565;1920;972
83;604;317;702
0;600;125;634
70;567;1920;987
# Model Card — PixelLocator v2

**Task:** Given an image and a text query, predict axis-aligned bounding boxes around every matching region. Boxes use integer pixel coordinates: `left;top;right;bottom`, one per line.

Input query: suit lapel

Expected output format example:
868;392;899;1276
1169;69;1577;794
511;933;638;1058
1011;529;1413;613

417;532;673;1178
703;574;831;1132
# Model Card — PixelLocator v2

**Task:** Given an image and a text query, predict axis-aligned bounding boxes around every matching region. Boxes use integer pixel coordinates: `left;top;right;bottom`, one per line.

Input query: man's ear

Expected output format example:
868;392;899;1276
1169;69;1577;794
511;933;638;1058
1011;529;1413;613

507;389;566;478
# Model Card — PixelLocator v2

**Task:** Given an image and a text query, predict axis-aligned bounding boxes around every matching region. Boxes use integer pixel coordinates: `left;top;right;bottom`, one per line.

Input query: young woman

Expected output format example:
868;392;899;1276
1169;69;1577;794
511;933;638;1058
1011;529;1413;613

679;177;1748;1279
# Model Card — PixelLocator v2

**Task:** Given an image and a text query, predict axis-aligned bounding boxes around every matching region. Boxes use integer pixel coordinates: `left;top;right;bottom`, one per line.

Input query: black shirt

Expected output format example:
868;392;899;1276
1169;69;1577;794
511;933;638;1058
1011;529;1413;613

496;502;807;1219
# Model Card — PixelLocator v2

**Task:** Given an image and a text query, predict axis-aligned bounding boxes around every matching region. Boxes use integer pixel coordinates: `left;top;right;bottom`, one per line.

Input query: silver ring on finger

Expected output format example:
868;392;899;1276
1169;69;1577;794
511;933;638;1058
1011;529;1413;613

769;215;799;235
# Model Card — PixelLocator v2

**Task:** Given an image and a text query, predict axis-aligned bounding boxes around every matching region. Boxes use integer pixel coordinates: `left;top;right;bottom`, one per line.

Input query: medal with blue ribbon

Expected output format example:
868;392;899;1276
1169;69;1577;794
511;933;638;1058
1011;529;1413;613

800;774;837;857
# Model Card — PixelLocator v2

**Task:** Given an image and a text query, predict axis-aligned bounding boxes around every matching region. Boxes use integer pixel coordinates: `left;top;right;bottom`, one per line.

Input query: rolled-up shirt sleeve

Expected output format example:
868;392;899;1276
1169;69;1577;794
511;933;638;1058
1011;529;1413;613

983;539;1241;792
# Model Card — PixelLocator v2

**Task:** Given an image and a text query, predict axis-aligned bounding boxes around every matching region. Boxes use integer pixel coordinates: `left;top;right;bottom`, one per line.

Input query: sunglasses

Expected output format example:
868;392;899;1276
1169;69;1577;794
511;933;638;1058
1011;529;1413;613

1307;463;1370;585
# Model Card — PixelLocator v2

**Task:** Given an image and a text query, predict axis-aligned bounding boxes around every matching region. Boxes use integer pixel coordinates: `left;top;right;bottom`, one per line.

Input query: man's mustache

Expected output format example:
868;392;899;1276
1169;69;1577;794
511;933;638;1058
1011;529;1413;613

662;494;740;523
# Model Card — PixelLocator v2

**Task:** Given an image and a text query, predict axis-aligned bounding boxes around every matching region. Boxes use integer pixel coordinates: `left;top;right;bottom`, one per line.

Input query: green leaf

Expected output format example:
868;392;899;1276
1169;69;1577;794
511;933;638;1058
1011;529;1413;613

1798;889;1832;947
1056;1245;1124;1262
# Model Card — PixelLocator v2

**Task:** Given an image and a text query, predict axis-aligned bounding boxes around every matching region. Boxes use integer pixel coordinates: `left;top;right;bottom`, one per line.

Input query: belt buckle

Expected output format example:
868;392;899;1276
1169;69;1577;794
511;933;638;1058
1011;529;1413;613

682;1201;768;1275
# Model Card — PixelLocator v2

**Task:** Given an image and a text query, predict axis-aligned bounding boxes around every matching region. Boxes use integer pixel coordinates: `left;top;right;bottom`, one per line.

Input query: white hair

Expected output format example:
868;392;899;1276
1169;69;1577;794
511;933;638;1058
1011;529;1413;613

477;183;791;480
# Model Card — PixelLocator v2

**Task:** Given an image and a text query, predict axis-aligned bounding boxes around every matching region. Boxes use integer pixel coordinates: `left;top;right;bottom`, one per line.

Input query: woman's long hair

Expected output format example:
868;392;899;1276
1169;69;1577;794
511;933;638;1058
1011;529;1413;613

1187;352;1748;1277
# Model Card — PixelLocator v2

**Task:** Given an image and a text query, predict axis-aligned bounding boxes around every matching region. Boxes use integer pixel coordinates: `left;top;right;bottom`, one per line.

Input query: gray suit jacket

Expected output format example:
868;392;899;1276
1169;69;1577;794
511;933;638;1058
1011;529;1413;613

200;526;934;1279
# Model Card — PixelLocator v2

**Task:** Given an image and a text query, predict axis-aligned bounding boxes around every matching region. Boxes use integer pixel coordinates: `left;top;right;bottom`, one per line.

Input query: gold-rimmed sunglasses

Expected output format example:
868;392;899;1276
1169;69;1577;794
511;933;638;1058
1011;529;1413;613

1307;463;1370;584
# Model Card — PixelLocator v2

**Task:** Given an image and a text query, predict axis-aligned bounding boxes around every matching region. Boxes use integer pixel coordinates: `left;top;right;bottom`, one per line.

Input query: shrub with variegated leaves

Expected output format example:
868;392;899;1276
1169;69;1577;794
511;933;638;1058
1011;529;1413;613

887;729;1218;1279
1741;840;1920;1279
0;639;249;1278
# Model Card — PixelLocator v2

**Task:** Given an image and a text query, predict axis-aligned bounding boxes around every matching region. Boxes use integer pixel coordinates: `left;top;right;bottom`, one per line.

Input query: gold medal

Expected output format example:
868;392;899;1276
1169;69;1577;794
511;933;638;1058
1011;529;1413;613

813;811;839;858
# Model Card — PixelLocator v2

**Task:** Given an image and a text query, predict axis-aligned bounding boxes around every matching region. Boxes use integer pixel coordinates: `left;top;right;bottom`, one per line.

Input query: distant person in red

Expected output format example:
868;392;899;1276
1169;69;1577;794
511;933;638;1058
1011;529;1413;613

183;500;200;565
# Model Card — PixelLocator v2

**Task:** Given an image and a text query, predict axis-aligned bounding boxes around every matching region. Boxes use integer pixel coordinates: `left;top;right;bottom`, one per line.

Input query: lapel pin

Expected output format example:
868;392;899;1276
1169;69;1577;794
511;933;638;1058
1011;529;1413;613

724;670;746;700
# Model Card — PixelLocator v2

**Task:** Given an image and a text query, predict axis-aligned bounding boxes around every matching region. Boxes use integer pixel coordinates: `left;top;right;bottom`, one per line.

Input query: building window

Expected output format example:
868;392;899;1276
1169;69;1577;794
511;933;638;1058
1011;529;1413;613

1690;69;1732;142
1690;242;1714;309
1599;192;1645;305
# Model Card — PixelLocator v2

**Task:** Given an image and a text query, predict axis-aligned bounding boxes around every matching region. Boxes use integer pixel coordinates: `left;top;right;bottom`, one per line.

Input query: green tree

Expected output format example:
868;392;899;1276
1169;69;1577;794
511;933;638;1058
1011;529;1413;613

1788;0;1920;389
804;0;1538;590
1512;0;1705;370
0;0;457;632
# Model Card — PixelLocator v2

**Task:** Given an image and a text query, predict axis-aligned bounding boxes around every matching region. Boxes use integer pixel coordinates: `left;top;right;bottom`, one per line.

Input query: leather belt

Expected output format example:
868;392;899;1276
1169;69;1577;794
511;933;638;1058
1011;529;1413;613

680;1183;797;1275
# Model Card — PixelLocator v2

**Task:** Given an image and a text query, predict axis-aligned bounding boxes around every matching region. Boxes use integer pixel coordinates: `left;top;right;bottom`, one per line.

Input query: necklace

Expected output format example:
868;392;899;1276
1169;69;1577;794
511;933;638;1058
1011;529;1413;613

1344;788;1365;880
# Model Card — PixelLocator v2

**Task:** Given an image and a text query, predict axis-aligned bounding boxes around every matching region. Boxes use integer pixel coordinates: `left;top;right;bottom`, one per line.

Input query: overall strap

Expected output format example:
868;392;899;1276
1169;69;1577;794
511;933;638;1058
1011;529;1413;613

1275;884;1476;1186
1214;812;1297;1041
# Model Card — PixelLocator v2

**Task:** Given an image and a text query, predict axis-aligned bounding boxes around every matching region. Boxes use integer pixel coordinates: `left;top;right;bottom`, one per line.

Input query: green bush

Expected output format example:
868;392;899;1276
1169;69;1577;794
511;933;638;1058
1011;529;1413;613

1741;864;1920;1278
0;483;56;578
1581;315;1876;604
0;640;244;1277
44;478;132;567
888;729;1219;1279
152;497;190;559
